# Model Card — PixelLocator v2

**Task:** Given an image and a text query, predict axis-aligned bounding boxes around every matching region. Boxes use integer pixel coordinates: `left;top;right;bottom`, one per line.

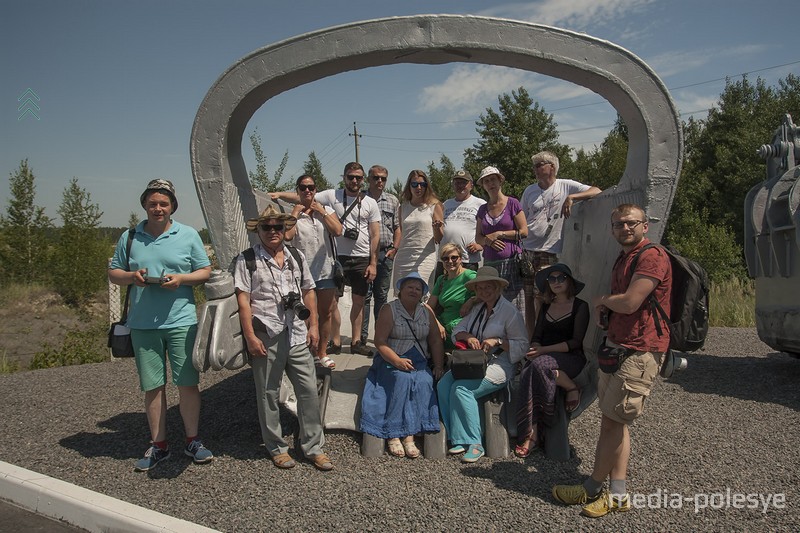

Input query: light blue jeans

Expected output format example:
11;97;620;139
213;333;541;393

437;370;506;446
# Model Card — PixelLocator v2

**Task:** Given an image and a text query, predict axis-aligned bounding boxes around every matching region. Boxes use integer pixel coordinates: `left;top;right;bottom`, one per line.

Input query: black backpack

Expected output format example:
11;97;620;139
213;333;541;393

631;244;709;352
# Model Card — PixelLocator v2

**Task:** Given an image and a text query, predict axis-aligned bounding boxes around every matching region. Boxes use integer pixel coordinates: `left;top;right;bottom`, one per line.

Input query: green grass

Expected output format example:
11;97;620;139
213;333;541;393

0;350;19;374
29;321;109;369
709;278;755;327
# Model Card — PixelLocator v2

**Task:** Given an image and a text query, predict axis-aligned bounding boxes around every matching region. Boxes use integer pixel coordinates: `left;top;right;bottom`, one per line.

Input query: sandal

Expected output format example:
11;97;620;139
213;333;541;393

565;387;581;413
318;356;336;369
271;452;296;469
311;453;334;471
402;439;420;459
514;442;532;458
387;439;405;457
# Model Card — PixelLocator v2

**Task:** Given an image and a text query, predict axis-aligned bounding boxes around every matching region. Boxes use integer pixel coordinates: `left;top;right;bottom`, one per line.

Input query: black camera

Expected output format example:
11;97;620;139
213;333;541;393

343;227;359;240
281;292;310;320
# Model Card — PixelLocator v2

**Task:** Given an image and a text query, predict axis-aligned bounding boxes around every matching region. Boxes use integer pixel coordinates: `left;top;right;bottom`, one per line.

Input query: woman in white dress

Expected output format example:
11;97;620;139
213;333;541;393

392;169;444;294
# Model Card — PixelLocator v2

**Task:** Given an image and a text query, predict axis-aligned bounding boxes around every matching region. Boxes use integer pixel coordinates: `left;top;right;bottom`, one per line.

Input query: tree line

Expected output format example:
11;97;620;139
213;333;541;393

2;74;797;303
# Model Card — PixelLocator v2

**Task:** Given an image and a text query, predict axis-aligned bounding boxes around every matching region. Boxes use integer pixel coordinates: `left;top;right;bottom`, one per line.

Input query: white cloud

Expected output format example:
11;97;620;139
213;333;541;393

646;44;770;78
478;0;656;30
417;65;536;119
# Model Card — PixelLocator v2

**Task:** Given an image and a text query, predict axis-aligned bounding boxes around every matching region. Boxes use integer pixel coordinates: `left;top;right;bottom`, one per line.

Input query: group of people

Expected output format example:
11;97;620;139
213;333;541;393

111;153;673;519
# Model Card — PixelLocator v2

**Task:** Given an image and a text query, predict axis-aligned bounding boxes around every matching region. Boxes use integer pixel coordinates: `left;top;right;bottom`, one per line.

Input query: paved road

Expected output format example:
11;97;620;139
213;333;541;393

0;499;85;532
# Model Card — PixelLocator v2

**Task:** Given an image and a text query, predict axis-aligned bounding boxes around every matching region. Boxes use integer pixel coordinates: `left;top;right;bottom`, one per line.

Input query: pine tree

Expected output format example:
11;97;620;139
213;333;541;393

0;160;53;285
53;178;109;305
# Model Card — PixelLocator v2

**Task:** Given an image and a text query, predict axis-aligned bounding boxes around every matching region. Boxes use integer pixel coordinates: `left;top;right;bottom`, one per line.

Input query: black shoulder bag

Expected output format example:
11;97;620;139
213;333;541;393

108;229;136;357
450;304;491;380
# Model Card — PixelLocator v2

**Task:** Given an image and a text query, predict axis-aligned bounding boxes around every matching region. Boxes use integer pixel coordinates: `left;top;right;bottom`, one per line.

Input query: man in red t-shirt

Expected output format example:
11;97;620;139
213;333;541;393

552;203;672;518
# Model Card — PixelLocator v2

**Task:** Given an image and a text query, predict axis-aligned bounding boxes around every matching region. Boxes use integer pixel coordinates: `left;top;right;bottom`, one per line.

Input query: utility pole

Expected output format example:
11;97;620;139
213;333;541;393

349;122;361;163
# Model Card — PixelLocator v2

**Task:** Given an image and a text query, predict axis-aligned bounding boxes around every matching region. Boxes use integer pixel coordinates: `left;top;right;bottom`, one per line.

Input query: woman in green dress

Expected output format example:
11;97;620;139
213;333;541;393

428;243;477;350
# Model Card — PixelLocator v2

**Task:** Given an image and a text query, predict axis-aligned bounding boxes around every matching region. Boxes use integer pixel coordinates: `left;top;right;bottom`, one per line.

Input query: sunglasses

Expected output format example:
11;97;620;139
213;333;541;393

535;161;552;168
259;223;285;232
371;175;388;182
297;184;316;192
345;174;364;181
442;255;461;262
410;182;428;189
547;274;567;284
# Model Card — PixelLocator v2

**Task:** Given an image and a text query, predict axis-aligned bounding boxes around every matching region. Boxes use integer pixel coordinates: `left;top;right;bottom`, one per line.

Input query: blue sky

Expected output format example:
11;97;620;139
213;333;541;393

1;0;797;229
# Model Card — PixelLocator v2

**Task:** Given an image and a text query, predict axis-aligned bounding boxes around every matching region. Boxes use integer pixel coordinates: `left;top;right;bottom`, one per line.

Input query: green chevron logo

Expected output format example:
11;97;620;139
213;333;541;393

18;88;40;121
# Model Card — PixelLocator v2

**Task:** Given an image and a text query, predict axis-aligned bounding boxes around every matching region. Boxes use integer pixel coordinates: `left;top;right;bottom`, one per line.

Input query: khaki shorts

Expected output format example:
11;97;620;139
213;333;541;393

597;350;663;424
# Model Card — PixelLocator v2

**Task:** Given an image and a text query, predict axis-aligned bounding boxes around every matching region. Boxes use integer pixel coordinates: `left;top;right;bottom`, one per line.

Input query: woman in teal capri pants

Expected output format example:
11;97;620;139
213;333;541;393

437;266;528;463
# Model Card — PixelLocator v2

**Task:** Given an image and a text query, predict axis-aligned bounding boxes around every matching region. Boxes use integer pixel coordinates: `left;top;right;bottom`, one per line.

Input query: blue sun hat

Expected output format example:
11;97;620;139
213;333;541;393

395;271;429;295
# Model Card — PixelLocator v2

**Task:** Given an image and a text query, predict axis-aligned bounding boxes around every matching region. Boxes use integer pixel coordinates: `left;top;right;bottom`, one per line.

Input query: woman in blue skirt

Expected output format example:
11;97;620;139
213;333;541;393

360;272;445;458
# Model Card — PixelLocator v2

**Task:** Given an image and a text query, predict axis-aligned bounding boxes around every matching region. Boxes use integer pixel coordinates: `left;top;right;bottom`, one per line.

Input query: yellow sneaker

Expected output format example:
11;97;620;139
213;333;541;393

552;484;597;505
580;490;631;518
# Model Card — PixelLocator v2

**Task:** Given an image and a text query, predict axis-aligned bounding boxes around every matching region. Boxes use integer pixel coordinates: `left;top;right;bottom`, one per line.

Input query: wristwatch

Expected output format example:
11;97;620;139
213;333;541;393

496;337;503;345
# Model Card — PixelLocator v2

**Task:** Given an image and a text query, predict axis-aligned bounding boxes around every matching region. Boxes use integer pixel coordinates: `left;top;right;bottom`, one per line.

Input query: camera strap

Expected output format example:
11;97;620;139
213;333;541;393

339;190;364;224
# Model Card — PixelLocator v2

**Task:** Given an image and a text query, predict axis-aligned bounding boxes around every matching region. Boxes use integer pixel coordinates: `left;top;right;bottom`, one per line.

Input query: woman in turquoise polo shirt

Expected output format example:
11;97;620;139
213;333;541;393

109;179;213;472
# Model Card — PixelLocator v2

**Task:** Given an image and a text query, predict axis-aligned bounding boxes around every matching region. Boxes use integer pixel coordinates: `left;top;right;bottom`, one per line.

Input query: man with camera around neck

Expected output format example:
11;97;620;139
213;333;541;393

233;204;334;471
314;162;382;355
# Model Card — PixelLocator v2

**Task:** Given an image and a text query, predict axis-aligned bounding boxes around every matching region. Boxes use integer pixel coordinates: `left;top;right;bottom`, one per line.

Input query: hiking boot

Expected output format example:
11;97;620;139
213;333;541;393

184;439;214;464
134;445;171;472
351;340;373;356
581;491;631;518
552;484;600;505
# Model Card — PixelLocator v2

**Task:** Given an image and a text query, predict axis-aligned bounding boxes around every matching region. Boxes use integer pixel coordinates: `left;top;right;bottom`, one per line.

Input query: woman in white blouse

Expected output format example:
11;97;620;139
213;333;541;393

437;266;528;463
285;175;343;368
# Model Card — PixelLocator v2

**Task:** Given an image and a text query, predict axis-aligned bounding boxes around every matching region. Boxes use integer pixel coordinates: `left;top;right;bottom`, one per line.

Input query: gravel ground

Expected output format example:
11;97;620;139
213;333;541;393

0;328;798;532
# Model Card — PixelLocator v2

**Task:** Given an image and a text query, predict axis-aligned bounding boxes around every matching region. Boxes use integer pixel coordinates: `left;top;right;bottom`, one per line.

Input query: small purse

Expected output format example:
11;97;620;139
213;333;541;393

597;337;632;374
450;349;488;380
516;253;536;279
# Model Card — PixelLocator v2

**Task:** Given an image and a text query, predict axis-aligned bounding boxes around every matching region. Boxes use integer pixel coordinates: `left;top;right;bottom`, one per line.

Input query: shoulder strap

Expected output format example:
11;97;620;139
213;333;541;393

630;243;670;337
121;228;135;322
339;191;365;223
242;247;256;274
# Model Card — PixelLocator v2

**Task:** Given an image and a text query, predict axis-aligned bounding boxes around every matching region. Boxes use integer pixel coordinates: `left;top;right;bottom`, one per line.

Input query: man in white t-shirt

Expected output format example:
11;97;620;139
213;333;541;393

435;169;486;279
520;151;601;336
313;162;381;356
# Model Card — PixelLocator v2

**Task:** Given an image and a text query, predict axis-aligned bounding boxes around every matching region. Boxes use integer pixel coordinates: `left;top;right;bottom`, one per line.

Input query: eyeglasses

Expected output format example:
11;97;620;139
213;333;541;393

442;255;461;262
410;182;428;189
611;220;646;230
547;274;567;284
345;174;364;181
371;175;388;182
297;184;316;192
259;223;285;232
452;179;469;186
535;161;552;168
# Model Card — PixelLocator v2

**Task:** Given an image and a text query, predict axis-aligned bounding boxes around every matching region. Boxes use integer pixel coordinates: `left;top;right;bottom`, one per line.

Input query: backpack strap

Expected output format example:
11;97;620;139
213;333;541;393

630;243;670;338
242;245;304;288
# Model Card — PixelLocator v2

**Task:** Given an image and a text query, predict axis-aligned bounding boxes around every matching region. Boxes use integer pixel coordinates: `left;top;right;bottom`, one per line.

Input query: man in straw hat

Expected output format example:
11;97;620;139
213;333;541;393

233;203;334;471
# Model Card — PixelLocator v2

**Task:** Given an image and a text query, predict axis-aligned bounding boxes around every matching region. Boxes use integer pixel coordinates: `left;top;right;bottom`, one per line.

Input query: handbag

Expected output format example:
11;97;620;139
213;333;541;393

107;228;136;357
516;252;536;279
327;231;345;295
450;349;488;380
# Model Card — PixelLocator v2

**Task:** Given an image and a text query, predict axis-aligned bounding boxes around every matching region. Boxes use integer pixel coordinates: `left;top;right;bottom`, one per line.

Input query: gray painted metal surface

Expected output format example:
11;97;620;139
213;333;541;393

190;14;682;372
744;114;800;356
